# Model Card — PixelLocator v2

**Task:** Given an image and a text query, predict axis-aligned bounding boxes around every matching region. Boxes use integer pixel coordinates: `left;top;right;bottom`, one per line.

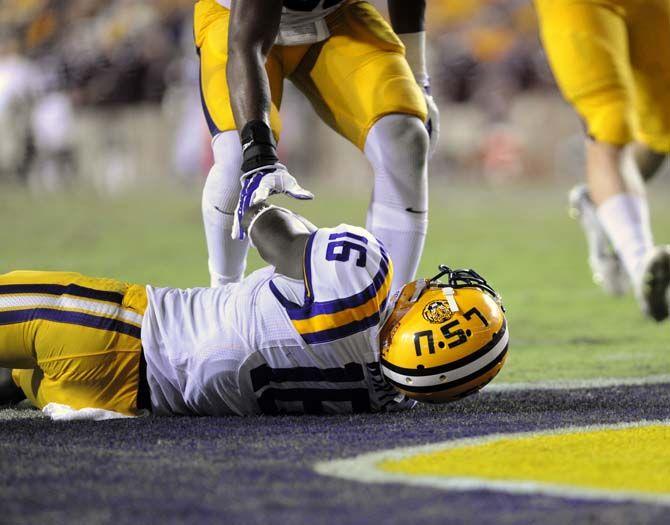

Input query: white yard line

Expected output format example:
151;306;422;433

315;420;670;507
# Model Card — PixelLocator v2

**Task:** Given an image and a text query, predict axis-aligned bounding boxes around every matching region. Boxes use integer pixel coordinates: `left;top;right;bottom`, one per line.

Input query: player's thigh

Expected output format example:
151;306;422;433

535;0;634;145
0;270;146;414
290;0;427;150
194;0;283;139
0;270;84;368
628;0;670;153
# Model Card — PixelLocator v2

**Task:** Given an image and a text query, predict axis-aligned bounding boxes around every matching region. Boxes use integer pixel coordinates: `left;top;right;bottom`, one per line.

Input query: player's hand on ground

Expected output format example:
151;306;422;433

232;164;314;240
423;87;440;157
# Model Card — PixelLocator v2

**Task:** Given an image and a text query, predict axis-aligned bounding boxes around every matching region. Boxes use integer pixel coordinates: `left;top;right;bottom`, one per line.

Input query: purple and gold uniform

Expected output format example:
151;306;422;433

535;0;670;151
194;0;427;149
0;225;415;416
0;272;146;415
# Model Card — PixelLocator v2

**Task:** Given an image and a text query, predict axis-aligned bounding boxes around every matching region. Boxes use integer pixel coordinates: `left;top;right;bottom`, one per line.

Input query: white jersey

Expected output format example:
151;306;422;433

215;0;345;45
141;224;416;416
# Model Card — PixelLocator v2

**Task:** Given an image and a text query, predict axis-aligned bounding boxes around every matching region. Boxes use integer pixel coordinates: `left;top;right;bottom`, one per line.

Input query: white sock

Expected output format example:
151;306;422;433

202;131;249;287
367;202;428;293
596;193;653;281
364;114;429;294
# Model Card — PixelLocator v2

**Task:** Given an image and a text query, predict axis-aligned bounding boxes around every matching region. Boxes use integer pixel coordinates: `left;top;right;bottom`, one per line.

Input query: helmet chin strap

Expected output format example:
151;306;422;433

441;286;460;312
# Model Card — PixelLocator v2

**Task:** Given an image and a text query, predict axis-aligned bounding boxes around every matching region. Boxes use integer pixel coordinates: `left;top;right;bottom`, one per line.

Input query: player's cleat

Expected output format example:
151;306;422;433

635;246;670;322
568;184;629;296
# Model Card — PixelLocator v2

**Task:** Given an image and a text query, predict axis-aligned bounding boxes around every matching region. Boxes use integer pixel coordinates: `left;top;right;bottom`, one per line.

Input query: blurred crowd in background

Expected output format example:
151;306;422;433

0;0;583;193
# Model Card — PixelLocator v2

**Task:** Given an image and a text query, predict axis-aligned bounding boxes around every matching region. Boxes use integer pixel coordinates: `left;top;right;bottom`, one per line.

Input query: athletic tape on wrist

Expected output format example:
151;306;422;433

240;120;278;172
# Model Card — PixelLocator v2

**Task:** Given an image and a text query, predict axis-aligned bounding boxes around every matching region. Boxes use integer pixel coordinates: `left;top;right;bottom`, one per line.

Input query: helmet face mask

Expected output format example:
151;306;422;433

379;266;509;404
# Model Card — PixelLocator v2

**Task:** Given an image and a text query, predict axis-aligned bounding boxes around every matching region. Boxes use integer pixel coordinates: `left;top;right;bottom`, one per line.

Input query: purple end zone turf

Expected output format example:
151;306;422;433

1;383;669;525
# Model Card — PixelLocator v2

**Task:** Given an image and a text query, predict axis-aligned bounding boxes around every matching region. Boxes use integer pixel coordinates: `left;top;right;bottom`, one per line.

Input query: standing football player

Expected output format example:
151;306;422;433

196;0;439;295
535;0;670;321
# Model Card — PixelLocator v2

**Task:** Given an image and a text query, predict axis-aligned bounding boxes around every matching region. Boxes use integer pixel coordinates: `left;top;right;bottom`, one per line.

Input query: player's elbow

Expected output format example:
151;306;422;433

259;232;310;280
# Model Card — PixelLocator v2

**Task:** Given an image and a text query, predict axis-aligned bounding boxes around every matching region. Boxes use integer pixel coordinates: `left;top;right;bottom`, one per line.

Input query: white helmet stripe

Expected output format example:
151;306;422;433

380;327;509;388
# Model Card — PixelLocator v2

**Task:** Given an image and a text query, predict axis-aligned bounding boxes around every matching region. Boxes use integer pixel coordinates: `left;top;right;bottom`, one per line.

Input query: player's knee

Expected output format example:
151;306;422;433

577;91;632;146
389;115;429;166
368;114;429;179
202;162;240;213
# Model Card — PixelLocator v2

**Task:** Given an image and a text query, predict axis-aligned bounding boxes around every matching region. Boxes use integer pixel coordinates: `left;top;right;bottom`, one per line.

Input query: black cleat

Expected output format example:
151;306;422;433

636;246;670;322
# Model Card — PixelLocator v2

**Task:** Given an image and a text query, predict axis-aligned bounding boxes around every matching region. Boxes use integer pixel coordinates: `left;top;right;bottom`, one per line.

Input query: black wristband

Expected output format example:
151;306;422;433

240;120;278;172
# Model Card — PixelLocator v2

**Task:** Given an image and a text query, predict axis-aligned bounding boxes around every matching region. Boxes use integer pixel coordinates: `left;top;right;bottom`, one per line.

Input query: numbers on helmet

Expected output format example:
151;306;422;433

440;320;468;349
412;307;489;356
463;307;489;326
413;330;435;357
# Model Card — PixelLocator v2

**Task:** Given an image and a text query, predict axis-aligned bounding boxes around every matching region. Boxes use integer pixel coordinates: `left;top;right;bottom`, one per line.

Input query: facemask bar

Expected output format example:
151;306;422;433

429;264;502;306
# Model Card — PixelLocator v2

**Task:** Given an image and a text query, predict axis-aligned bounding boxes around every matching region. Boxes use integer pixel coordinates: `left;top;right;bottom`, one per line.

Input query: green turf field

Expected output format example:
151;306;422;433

1;179;668;383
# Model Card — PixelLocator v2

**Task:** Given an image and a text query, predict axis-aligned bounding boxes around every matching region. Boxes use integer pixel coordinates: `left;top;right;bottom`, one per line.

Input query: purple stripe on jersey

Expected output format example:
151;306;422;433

300;311;380;345
288;250;390;321
327;231;369;244
270;244;390;319
268;281;303;310
0;308;141;339
0;283;124;305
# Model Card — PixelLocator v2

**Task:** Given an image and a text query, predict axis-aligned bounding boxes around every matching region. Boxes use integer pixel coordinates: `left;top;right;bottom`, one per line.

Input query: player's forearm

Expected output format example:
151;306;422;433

227;50;274;128
227;0;282;132
243;204;312;279
387;0;425;34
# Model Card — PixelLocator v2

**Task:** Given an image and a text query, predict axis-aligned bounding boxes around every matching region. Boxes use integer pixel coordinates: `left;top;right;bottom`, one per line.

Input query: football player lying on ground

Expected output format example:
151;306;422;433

0;174;508;417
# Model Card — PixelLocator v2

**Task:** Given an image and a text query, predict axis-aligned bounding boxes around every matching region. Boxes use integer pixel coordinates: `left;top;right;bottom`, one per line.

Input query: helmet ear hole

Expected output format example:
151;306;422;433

380;269;508;404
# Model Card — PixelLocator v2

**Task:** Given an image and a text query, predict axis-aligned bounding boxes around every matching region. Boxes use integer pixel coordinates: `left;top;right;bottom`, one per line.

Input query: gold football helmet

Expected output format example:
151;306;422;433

379;265;508;403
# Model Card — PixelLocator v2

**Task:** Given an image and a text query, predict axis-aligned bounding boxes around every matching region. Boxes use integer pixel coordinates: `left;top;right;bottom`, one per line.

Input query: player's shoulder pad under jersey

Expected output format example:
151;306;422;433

271;224;394;345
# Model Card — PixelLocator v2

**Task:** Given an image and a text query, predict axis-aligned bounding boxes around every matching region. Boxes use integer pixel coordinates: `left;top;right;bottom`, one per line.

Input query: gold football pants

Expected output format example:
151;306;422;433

536;0;670;151
194;0;427;149
0;271;147;415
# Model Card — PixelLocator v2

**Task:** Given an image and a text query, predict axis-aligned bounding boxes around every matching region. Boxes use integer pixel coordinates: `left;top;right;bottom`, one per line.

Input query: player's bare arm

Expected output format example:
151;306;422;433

227;0;281;133
227;0;316;241
241;203;312;280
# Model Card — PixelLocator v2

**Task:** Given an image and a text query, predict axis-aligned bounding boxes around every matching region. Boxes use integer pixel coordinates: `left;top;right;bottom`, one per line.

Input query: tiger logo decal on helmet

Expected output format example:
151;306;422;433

379;265;509;404
422;300;453;324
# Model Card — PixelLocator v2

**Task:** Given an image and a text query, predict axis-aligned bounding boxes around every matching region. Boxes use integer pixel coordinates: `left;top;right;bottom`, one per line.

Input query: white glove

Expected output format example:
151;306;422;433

232;164;313;240
423;88;440;157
